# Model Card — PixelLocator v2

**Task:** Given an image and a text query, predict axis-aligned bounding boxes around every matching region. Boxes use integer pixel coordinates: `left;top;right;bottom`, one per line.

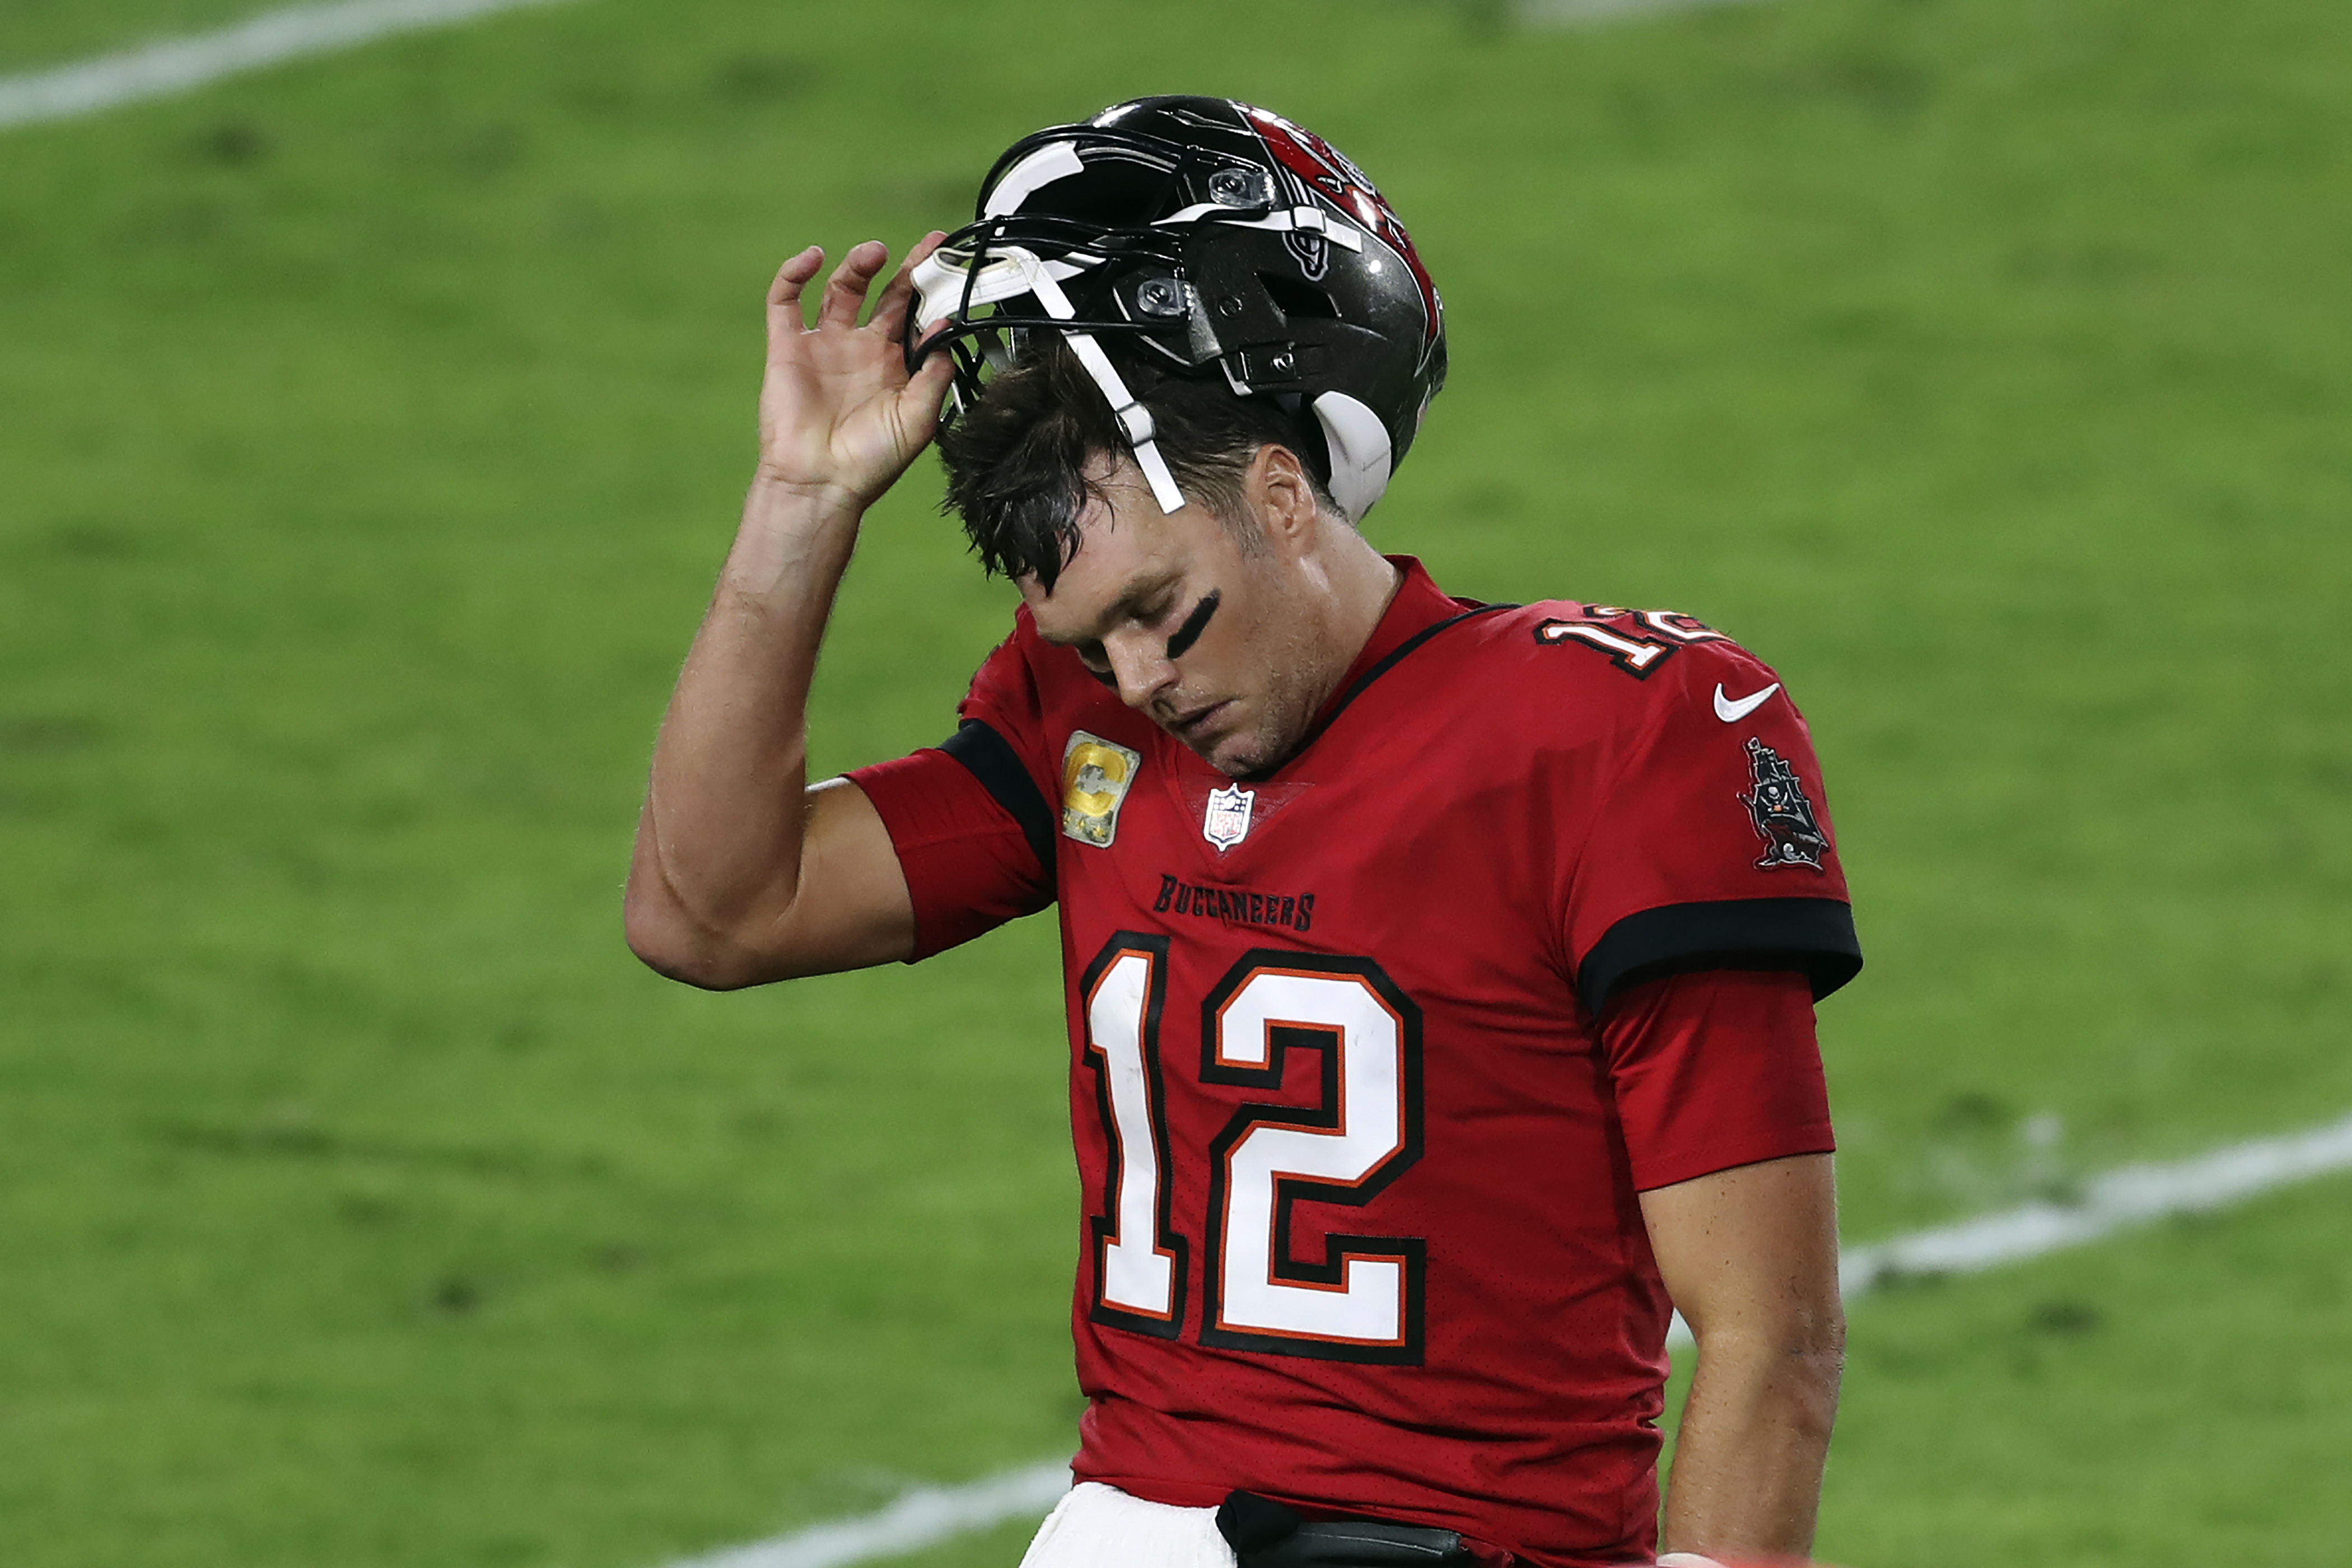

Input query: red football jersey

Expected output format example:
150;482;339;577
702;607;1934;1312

848;559;1858;1567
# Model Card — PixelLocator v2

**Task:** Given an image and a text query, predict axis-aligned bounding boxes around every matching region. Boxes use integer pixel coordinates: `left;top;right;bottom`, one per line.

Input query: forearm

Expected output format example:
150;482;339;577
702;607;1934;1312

1660;1322;1842;1559
626;238;950;984
1636;1150;1844;1563
626;477;863;979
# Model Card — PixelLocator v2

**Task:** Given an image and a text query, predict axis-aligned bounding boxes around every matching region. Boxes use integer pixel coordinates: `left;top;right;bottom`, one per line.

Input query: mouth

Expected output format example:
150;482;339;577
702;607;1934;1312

1166;699;1230;741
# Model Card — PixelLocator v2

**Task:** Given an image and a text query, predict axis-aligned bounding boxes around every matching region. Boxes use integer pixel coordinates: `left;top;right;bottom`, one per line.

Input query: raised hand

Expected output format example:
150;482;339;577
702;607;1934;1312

755;234;956;510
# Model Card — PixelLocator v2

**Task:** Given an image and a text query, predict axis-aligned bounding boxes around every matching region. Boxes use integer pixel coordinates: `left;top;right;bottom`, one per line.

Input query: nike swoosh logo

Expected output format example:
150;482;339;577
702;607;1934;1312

1714;682;1781;722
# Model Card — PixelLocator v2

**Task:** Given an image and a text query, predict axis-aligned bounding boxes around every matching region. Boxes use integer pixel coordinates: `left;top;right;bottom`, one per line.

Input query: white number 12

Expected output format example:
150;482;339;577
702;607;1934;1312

1079;936;1426;1365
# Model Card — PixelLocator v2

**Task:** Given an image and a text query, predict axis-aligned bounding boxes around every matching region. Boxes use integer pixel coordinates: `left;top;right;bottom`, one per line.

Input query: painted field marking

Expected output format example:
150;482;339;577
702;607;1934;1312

0;0;1758;134
1837;1107;2352;1294
0;0;573;132
1517;0;1772;26
662;1459;1073;1568
665;1109;2352;1567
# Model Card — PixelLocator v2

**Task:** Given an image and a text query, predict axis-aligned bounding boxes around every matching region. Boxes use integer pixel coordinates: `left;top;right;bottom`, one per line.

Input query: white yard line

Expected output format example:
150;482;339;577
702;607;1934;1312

1837;1107;2352;1294
1517;0;1772;25
0;0;573;131
662;1460;1074;1568
0;0;1738;133
675;1110;2352;1568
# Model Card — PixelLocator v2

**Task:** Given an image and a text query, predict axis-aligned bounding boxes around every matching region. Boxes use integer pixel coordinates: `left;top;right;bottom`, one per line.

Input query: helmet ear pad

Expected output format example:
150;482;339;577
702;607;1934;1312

1170;224;1436;521
1310;392;1393;522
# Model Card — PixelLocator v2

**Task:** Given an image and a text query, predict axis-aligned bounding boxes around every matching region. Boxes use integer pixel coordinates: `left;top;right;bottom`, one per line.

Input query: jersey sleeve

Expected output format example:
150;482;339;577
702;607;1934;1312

842;623;1061;961
1600;969;1835;1190
1562;640;1862;1017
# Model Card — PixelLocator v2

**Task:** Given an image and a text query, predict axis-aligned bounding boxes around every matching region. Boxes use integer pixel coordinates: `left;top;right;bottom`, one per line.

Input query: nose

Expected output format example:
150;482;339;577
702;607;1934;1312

1103;633;1179;711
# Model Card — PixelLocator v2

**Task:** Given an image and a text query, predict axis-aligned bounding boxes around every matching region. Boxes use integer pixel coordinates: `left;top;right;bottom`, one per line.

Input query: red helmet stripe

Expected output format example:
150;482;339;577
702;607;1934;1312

1241;106;1441;349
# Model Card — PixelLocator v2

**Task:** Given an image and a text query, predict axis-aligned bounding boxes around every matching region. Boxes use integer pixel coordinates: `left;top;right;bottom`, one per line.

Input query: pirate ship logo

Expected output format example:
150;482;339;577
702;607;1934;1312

1740;737;1830;873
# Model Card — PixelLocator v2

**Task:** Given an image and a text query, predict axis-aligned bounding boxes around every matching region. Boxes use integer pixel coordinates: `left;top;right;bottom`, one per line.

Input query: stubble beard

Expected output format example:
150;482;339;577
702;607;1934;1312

1200;615;1331;780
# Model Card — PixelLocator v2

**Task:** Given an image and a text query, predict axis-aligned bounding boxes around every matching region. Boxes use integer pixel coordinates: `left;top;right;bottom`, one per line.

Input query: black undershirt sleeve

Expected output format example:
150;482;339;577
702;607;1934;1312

1576;897;1863;1018
938;718;1058;884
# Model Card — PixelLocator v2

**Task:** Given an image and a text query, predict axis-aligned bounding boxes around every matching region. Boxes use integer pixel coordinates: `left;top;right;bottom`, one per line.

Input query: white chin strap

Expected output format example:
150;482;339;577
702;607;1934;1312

911;243;1187;515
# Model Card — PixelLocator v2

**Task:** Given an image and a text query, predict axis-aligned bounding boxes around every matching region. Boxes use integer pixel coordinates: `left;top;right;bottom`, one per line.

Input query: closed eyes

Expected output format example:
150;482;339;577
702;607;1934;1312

1060;587;1217;683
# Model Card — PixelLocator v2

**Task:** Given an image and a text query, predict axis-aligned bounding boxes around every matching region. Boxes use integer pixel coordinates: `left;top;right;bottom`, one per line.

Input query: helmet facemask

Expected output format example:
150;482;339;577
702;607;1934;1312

910;217;1196;512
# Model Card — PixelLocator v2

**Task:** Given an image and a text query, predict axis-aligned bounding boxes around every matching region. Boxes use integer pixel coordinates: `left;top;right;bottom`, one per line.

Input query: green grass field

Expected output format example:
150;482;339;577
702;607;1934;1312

2;1;2347;1564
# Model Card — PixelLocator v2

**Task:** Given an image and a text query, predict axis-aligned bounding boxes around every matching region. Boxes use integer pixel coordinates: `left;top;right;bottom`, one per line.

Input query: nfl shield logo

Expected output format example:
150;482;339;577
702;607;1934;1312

1202;783;1256;850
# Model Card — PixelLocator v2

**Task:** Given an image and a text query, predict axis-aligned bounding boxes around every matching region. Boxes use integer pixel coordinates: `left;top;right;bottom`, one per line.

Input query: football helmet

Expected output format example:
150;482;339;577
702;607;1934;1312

906;96;1446;521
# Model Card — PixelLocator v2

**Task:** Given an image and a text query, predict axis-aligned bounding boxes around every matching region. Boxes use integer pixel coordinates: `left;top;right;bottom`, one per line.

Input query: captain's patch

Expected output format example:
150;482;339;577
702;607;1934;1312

1061;731;1142;848
1740;736;1831;872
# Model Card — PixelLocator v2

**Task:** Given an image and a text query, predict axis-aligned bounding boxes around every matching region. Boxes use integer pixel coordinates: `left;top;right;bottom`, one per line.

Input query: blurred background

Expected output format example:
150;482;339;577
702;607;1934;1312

2;1;2347;1564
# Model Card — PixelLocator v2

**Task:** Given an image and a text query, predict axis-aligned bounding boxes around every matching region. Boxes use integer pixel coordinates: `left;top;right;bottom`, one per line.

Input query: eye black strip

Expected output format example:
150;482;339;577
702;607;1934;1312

1165;591;1221;660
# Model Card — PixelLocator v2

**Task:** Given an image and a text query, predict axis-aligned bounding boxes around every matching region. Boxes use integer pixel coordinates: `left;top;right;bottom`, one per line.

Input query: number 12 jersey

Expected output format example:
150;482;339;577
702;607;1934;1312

848;558;1860;1567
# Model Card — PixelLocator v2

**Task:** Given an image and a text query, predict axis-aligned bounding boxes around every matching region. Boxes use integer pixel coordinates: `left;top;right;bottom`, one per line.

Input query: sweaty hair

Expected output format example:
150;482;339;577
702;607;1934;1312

936;336;1334;591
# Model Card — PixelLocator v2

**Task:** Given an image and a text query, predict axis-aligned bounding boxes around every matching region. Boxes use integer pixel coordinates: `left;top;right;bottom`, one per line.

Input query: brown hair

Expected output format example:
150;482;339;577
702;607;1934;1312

936;337;1332;591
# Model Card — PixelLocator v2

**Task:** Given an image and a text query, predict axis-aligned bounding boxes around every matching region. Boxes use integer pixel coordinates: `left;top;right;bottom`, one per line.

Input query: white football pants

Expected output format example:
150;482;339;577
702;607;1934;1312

1019;1481;1238;1568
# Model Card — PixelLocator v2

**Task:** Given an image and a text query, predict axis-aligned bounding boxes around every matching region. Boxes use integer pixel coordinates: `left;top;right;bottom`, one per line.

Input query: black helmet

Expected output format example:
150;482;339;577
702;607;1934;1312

907;96;1446;522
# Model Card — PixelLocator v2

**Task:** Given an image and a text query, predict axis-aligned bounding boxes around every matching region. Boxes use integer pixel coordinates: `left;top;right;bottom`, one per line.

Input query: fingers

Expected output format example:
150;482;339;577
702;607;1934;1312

872;230;950;346
815;239;890;330
901;320;958;418
768;245;824;319
769;233;949;342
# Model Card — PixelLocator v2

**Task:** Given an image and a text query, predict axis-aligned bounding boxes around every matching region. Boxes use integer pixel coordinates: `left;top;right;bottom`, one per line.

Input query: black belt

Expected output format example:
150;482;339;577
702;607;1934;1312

1216;1490;1473;1567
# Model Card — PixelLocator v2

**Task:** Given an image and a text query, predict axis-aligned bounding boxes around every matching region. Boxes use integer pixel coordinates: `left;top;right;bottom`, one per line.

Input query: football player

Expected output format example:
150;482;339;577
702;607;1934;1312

627;97;1859;1568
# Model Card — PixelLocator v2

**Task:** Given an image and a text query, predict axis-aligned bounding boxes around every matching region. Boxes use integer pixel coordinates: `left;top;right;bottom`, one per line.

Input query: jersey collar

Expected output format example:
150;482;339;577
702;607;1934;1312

1316;556;1466;722
1224;556;1500;782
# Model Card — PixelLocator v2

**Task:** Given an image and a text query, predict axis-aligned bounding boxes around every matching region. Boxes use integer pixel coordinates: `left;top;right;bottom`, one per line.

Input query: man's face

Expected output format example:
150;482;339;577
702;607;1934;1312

1018;459;1335;778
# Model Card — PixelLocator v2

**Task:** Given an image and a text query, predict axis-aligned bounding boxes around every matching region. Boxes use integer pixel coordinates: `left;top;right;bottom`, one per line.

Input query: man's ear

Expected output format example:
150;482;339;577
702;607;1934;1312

1247;443;1326;552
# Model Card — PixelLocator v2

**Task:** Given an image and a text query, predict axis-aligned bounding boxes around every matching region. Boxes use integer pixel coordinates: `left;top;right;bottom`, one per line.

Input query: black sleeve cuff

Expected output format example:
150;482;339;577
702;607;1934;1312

939;718;1058;883
1576;897;1863;1016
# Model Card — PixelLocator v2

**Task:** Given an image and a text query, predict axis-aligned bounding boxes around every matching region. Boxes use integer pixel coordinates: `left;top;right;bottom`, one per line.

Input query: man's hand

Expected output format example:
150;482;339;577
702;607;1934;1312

755;235;957;510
